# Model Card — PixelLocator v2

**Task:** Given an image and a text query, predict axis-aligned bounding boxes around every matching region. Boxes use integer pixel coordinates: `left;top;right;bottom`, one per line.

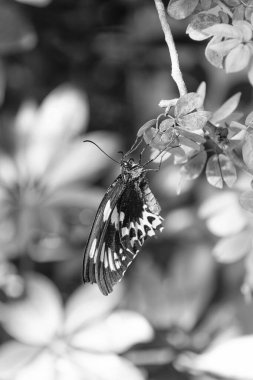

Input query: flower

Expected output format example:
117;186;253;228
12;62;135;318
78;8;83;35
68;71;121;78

0;274;153;380
0;84;119;261
199;188;253;299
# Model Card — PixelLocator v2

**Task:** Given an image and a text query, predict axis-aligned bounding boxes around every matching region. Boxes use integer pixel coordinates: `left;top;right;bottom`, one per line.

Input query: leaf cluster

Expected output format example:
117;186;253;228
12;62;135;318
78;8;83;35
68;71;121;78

168;0;253;84
139;85;253;205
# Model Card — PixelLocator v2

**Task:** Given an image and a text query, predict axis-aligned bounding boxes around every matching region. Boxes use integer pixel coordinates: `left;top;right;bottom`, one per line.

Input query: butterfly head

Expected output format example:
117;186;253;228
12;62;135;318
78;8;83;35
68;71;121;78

121;158;144;180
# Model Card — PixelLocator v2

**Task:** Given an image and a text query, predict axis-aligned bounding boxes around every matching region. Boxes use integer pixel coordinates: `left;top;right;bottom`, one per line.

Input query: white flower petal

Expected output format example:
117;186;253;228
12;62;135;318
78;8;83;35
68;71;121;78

0;341;40;379
44;132;120;189
2;274;63;345
32;84;89;140
15;100;38;138
177;335;253;380
0;153;17;185
15;349;55;380
17;85;89;179
64;283;123;335
71;311;154;353
68;351;145;380
199;192;247;236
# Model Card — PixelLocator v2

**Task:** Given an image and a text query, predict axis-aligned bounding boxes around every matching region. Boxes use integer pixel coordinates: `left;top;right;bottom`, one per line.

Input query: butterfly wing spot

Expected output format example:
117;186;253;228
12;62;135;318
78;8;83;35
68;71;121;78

110;208;119;227
89;239;97;259
103;200;112;222
121;227;129;237
93;250;98;264
108;248;116;271
120;211;125;222
104;249;109;268
100;243;106;263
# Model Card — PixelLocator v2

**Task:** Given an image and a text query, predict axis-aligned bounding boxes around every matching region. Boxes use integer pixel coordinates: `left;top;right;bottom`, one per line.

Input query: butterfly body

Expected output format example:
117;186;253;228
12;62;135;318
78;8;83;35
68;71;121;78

83;158;163;295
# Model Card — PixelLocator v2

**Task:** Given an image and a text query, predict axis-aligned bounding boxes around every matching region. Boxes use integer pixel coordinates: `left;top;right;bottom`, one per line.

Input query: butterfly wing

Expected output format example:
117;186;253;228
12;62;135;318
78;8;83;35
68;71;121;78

83;175;126;294
83;171;163;296
119;177;163;259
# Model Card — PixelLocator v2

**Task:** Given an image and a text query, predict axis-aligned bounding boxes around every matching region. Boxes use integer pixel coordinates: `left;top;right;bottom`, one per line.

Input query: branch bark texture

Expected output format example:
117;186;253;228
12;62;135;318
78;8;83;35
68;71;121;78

154;0;187;97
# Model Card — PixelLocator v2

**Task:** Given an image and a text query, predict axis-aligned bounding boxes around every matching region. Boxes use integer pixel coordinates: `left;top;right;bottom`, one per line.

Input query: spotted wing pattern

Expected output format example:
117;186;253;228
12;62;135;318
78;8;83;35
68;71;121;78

119;179;163;257
83;175;163;295
83;175;126;294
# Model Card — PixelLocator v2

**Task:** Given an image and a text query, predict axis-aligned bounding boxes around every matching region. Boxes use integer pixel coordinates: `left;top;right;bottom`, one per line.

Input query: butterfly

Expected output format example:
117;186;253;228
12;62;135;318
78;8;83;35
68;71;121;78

83;153;163;296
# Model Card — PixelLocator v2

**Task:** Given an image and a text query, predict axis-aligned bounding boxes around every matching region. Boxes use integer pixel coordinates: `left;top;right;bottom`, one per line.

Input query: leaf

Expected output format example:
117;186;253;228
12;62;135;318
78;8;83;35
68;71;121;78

199;0;212;10
178;136;201;151
233;20;252;41
225;44;251;73
196;81;206;104
176;335;253;380
205;36;224;68
1;274;63;345
206;155;223;189
178;111;211;130
219;10;229;24
213;231;251;263
144;127;177;151
70;310;154;353
170;147;187;161
228;121;246;140
242;131;253;170
137;119;156;137
233;4;245;21
175;93;203;117
167;0;199;20
186;13;220;41
159;118;175;132
179;128;206;143
211;92;241;124
208;38;240;56
245;5;253;23
239;190;253;212
0;2;37;54
245;111;253;127
203;23;243;39
218;154;237;187
181;150;207;180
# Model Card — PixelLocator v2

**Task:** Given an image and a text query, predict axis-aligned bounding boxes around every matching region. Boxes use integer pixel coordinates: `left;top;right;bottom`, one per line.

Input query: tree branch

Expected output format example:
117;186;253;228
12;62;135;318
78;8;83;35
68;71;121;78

154;0;187;97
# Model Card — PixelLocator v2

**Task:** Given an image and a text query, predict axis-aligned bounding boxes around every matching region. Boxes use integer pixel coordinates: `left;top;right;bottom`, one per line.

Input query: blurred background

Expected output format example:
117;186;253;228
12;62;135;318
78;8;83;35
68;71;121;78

0;0;253;379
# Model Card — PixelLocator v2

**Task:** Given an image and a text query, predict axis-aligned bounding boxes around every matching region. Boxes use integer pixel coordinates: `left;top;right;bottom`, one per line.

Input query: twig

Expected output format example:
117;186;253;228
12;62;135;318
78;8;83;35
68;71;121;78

215;0;233;17
154;0;187;97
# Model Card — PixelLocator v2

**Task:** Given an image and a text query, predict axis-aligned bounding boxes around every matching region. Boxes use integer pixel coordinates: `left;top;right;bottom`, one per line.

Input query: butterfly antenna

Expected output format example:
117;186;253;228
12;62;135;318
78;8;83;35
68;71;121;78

124;136;143;157
143;141;178;167
83;140;120;164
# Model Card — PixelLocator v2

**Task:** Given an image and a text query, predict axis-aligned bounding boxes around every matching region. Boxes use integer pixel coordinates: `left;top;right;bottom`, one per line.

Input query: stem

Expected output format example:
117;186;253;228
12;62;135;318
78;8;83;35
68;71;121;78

205;122;253;176
154;0;187;97
215;0;233;18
